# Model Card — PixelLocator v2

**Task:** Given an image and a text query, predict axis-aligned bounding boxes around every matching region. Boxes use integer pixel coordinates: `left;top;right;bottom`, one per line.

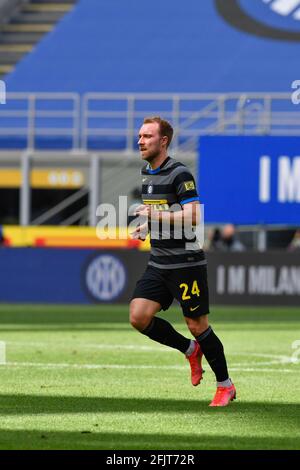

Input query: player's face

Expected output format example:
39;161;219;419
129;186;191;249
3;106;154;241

138;123;164;161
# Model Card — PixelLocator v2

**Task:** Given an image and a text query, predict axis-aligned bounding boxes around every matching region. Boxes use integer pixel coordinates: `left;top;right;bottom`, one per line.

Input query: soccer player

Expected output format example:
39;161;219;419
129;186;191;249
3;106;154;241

130;116;236;407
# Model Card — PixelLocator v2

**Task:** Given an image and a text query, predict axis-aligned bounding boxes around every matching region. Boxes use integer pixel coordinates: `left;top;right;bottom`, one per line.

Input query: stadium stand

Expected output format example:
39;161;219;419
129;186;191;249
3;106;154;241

0;0;299;150
0;0;77;77
0;0;298;321
4;0;300;93
0;0;299;249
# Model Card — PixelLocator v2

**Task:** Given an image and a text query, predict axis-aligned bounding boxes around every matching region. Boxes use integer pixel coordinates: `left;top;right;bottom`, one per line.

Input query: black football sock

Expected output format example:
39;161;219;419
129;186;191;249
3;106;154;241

196;326;229;382
142;317;191;354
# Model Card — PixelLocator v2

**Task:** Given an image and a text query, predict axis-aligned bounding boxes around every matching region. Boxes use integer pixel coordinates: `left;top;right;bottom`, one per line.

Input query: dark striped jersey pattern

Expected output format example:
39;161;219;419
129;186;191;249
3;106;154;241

141;156;206;269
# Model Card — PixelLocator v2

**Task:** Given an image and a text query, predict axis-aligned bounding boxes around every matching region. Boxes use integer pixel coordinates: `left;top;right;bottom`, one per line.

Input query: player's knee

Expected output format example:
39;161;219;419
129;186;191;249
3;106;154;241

186;315;209;337
129;312;146;331
129;302;150;331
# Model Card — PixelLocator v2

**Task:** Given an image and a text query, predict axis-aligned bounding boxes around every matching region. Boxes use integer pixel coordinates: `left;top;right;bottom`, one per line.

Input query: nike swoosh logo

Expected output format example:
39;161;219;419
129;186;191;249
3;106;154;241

190;305;200;312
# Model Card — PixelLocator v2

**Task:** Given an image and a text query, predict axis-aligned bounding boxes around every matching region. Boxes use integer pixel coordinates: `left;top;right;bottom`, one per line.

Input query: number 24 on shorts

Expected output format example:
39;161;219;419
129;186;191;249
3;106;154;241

179;280;200;300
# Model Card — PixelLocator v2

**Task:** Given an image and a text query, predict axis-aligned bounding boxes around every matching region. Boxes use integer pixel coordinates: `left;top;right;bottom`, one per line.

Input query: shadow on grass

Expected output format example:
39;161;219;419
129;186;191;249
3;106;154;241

0;428;298;450
0;395;299;449
0;393;299;420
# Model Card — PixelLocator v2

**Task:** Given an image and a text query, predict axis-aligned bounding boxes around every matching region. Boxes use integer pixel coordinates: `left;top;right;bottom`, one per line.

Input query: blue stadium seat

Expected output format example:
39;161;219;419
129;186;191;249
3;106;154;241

1;0;300;149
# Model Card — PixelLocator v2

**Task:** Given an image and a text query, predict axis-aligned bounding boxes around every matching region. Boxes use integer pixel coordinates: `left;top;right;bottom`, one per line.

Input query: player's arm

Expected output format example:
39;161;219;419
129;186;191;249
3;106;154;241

130;220;148;240
178;200;200;226
172;169;200;225
135;202;200;226
135;170;200;225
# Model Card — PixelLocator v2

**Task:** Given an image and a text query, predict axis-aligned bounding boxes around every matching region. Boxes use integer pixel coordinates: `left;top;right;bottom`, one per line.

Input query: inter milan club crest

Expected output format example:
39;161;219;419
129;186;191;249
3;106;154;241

148;184;153;194
215;0;300;41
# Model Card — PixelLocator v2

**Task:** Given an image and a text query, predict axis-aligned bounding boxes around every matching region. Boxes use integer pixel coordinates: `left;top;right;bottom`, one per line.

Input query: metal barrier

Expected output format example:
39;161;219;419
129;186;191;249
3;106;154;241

0;92;80;149
82;92;300;152
11;149;296;254
0;92;300;152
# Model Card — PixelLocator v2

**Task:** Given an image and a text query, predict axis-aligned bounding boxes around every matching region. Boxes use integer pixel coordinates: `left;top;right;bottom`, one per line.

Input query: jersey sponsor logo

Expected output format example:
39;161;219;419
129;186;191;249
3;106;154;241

85;254;126;301
143;199;170;211
215;0;300;41
143;199;168;204
184;181;195;191
152;204;170;211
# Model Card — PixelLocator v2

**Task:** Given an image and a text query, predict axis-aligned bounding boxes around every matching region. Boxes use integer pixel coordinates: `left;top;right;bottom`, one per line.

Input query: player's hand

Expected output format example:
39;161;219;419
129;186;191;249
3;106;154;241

130;222;148;241
135;204;160;221
134;204;151;218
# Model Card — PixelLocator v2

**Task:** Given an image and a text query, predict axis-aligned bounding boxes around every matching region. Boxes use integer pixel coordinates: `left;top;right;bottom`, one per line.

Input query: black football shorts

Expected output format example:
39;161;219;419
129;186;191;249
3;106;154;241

131;264;210;318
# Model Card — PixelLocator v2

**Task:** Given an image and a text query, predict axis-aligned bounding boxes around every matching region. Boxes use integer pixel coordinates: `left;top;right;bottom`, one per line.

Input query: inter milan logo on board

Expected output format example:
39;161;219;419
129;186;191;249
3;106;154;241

215;0;300;41
84;254;126;302
148;184;153;194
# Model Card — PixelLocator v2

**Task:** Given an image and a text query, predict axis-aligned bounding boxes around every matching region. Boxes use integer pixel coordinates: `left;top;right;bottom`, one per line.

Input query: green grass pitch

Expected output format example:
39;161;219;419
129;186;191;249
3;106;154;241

0;304;299;450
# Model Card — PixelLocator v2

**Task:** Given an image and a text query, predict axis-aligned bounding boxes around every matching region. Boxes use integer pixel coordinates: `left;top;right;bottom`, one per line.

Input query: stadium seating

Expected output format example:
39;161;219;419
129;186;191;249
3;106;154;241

1;0;300;149
0;0;76;77
4;0;300;93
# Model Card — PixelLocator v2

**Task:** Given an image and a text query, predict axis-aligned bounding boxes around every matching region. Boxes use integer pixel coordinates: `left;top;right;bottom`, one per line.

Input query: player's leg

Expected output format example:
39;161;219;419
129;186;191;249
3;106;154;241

130;298;192;353
168;265;236;404
185;314;236;406
185;314;230;383
130;267;194;354
129;298;160;331
164;267;207;387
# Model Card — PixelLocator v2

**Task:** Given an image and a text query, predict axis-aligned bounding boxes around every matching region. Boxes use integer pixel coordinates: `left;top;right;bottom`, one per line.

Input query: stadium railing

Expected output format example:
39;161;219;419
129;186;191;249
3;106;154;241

0;149;294;252
0;92;80;150
0;92;299;152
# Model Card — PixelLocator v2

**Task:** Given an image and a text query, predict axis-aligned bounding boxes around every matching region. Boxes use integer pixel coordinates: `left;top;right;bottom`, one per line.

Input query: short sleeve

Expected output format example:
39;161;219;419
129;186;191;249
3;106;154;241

173;170;199;205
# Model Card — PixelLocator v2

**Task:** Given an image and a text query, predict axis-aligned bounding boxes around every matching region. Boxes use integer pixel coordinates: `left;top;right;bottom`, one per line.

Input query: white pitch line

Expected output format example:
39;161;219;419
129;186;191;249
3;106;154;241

229;368;294;373
238;353;293;360
5;362;184;370
6;341;300;367
5;342;296;360
1;361;296;373
5;341;175;352
4;342;298;365
230;359;299;366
